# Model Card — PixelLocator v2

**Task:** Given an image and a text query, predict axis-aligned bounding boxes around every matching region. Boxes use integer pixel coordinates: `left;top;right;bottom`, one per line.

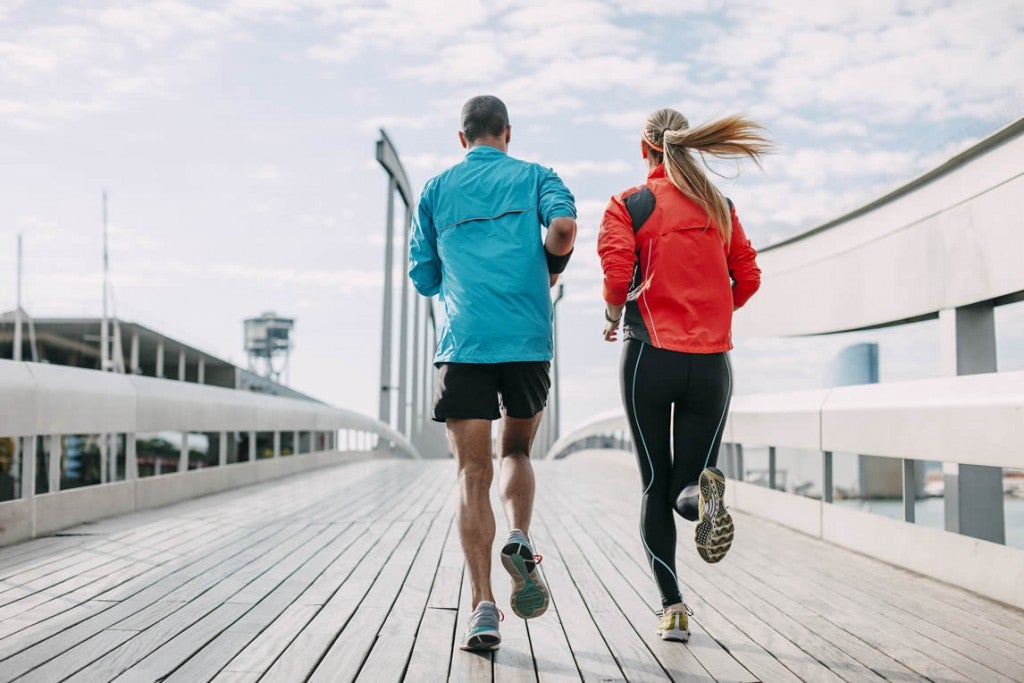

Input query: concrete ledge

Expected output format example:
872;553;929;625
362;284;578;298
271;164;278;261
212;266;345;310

821;503;1024;610
0;499;34;547
135;466;232;511
0;450;380;549
731;480;823;538
35;481;136;537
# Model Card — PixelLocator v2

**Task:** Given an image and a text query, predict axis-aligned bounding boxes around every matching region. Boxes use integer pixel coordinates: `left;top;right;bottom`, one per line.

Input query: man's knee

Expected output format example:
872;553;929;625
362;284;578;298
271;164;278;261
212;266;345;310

458;458;493;490
499;449;531;461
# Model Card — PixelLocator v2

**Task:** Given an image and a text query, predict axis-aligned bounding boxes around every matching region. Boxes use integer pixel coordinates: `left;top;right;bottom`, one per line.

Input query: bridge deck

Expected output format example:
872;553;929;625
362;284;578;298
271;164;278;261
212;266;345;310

0;453;1022;682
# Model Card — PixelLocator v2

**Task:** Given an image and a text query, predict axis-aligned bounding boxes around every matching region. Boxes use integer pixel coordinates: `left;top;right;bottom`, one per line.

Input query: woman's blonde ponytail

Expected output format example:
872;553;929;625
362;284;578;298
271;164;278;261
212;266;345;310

642;110;772;244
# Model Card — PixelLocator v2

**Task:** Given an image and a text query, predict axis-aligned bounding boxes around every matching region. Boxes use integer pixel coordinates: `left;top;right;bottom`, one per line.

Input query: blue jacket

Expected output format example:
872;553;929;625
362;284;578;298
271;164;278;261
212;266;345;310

409;146;576;364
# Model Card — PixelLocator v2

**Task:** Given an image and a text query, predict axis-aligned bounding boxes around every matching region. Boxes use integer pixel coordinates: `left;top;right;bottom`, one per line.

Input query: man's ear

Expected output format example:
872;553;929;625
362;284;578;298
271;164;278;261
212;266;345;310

505;125;511;144
458;131;469;149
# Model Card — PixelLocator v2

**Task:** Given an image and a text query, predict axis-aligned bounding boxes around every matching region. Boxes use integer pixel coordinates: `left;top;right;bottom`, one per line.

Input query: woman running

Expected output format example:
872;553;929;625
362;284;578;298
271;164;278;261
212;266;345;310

597;109;770;642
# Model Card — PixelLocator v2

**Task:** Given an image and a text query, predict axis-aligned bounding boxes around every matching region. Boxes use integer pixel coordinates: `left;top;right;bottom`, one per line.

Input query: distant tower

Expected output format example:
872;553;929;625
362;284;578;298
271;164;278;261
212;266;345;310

244;312;294;384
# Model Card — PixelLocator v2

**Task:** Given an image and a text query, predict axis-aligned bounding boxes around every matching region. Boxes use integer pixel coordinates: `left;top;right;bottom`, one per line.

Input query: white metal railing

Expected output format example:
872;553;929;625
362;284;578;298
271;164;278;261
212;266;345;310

0;359;417;544
549;370;1023;493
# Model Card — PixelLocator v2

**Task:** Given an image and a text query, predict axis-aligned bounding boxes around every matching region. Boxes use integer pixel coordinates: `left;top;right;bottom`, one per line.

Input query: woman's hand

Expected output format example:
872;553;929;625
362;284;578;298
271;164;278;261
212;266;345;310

603;319;619;342
603;304;623;342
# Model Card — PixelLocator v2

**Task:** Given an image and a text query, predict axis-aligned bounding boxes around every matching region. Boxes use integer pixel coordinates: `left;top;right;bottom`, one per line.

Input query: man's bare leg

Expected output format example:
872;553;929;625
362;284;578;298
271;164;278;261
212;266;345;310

497;414;542;535
497;412;549;619
447;418;496;609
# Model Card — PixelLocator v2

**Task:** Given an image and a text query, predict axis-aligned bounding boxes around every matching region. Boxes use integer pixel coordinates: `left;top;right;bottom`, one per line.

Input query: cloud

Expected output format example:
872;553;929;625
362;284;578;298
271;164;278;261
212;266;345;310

88;1;239;50
0;0;24;22
211;264;383;292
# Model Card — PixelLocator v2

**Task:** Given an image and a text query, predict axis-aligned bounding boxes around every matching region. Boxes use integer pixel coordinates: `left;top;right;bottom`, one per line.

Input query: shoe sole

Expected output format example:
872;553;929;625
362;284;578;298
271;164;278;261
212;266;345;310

501;543;549;619
695;468;734;564
657;627;691;642
459;629;500;651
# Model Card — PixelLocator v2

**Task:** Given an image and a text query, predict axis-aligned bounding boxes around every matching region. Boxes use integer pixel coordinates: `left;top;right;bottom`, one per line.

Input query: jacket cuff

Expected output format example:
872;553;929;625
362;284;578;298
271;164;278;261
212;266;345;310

603;282;628;306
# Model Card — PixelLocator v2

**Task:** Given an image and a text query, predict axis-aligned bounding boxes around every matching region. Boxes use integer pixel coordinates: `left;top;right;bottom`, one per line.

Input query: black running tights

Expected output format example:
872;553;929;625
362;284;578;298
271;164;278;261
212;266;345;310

620;339;732;607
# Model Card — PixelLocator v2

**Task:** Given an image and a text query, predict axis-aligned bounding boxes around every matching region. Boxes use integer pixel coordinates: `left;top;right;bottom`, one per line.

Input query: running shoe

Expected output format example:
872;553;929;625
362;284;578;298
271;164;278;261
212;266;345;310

458;600;502;651
695;466;734;563
656;607;691;642
500;529;549;619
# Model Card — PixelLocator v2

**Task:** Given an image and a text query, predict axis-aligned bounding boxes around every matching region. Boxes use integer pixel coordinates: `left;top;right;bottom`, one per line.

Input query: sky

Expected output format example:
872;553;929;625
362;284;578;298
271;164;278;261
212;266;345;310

1;0;1023;433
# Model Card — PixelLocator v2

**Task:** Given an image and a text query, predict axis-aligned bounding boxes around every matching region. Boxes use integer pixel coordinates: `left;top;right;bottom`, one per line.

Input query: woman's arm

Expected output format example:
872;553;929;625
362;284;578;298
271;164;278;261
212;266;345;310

727;204;760;309
598;193;637;340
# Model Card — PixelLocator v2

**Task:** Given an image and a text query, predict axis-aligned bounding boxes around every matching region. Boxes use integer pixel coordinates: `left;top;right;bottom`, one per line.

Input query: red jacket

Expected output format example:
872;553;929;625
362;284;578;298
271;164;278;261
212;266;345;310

598;164;760;353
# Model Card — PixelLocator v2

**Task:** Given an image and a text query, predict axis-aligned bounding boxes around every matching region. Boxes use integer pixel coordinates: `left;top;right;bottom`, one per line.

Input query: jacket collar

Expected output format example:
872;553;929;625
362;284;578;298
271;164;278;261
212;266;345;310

467;145;506;158
647;163;667;181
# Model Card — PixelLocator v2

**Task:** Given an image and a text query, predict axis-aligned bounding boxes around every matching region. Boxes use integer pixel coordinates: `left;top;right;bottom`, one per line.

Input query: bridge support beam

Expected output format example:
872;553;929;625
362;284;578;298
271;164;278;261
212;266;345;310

939;303;1005;544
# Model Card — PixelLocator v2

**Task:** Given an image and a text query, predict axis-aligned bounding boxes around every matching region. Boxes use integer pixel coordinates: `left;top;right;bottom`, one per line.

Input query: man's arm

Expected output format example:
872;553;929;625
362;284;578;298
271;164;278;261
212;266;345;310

545;216;577;287
409;192;441;297
539;167;578;287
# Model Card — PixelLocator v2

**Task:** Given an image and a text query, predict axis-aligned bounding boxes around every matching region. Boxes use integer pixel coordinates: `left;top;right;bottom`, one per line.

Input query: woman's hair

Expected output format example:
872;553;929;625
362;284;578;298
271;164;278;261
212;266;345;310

642;109;772;244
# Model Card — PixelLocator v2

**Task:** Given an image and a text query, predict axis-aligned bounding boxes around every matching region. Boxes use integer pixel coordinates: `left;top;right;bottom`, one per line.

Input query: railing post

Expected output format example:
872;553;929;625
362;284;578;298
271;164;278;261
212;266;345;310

126;434;137;480
768;446;777;490
219;432;227;467
99;433;108;484
179;432;188;472
735;443;744;482
397;205;412;438
273;431;281;459
939;303;1005;544
902;459;916;523
248;431;256;461
23;436;36;500
48;436;60;492
822;451;833;503
379;177;397;426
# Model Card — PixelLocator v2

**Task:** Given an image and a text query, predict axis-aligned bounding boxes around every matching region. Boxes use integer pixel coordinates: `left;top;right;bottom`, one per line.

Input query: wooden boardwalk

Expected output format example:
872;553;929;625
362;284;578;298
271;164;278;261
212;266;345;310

0;452;1022;682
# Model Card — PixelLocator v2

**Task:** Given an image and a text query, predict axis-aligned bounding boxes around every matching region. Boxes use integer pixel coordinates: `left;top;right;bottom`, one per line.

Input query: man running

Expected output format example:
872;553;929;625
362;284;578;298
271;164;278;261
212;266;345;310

409;95;577;651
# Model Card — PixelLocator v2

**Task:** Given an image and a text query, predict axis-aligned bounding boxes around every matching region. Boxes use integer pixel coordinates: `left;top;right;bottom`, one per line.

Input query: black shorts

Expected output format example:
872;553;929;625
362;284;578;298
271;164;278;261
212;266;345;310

432;361;551;422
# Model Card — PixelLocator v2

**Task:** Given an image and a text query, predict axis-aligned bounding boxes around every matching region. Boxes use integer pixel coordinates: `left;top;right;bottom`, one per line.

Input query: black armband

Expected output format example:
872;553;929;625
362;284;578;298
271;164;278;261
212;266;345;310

545;247;573;274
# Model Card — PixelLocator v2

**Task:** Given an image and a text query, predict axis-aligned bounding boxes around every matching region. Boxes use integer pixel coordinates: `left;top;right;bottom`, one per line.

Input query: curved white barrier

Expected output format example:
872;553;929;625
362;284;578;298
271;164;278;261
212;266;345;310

736;120;1024;336
0;360;417;548
551;371;1024;468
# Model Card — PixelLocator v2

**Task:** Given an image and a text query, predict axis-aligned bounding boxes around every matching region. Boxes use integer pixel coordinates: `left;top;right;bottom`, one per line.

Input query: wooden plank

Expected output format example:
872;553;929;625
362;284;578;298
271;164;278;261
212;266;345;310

570;499;798;683
528;522;623;682
306;467;454;679
211;604;320;679
554;506;748;682
559;464;840;683
733;516;1024;680
15;524;324;681
308;518;438;679
491;561;537;683
94;603;250;683
525;613;580;683
211;466;447;682
259;520;414;680
400;608;458;683
538;516;668;682
0;523;291;682
447;566;494;683
356;502;455;680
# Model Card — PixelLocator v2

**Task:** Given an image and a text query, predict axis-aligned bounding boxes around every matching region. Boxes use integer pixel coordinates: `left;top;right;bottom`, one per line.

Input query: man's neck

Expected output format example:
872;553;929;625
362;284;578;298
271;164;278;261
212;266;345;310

468;137;507;153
